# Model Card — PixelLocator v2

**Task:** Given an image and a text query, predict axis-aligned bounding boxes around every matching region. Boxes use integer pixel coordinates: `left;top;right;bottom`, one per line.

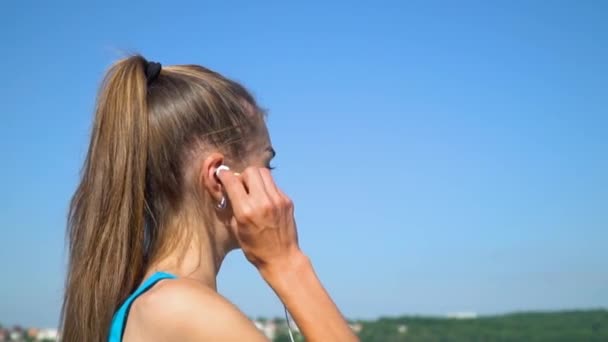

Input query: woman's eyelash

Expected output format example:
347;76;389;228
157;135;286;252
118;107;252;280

267;164;276;170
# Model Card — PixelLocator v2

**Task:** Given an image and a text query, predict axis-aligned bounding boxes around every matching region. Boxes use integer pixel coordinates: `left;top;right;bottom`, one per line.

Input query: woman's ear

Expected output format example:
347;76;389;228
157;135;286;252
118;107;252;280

200;152;225;202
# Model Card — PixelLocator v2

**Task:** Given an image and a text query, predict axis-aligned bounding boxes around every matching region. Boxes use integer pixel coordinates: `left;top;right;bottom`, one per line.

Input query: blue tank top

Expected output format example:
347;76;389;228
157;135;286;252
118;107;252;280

108;271;177;342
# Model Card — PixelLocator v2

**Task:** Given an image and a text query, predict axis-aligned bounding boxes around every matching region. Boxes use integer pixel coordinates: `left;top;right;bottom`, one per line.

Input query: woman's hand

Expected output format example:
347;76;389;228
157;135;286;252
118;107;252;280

218;166;359;342
216;167;301;275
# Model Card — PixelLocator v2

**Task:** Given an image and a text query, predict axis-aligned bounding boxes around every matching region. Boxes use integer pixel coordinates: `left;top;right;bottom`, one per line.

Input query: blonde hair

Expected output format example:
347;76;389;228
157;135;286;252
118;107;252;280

61;55;261;341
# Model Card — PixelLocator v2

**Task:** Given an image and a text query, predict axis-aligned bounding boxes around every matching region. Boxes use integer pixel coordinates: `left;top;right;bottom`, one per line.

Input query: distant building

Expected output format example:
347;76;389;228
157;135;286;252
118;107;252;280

262;320;277;339
397;324;408;334
253;320;264;331
10;330;24;341
349;323;363;333
37;328;59;341
447;311;477;319
27;328;39;339
9;326;25;341
253;320;277;339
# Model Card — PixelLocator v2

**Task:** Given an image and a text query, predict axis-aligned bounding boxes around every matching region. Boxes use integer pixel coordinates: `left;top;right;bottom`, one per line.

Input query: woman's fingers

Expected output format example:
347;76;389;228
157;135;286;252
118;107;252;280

216;169;248;213
241;167;271;202
259;168;283;204
217;166;300;272
220;167;277;223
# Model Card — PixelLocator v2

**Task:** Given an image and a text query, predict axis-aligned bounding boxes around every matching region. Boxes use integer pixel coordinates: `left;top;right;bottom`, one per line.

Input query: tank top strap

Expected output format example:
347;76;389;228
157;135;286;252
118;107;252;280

108;271;177;342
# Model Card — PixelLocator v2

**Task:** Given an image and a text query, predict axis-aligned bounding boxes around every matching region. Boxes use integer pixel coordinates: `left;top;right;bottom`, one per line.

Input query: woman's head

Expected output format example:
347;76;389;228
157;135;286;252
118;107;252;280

62;55;272;341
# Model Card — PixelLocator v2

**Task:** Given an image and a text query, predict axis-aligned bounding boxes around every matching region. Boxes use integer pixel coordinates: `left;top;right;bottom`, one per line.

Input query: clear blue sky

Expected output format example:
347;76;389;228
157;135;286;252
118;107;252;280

1;0;607;328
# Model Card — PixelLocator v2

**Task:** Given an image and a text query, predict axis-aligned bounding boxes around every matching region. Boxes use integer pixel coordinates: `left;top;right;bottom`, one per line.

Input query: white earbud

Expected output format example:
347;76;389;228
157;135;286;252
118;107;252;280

215;165;230;178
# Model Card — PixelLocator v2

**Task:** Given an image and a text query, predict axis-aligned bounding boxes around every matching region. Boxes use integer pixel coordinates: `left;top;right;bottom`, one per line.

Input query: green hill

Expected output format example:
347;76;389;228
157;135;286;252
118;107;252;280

350;309;608;342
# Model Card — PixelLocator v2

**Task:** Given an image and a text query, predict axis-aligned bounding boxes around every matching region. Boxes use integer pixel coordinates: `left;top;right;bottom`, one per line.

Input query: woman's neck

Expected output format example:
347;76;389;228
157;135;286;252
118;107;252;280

145;215;235;290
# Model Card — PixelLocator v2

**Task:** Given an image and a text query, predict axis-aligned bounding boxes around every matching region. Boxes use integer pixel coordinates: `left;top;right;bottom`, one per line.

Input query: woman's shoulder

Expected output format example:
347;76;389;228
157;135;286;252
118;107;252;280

125;277;267;341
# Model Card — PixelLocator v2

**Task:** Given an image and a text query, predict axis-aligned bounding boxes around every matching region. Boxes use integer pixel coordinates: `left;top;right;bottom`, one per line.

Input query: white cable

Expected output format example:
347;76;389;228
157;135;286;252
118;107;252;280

284;304;295;342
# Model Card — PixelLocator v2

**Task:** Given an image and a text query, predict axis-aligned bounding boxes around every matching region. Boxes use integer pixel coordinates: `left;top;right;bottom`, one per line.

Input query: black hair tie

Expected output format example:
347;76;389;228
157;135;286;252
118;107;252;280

144;61;162;85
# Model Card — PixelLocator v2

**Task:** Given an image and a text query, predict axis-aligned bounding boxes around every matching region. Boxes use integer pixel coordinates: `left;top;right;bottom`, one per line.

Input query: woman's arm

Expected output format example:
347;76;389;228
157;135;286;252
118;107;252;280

261;251;358;341
217;167;359;342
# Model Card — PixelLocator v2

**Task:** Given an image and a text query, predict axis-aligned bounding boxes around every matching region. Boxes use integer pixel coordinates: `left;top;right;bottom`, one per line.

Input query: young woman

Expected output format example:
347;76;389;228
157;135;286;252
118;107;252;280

61;55;358;342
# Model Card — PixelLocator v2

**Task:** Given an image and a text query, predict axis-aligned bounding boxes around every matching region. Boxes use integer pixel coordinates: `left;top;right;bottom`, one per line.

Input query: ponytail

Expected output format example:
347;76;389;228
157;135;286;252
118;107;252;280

61;55;150;342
